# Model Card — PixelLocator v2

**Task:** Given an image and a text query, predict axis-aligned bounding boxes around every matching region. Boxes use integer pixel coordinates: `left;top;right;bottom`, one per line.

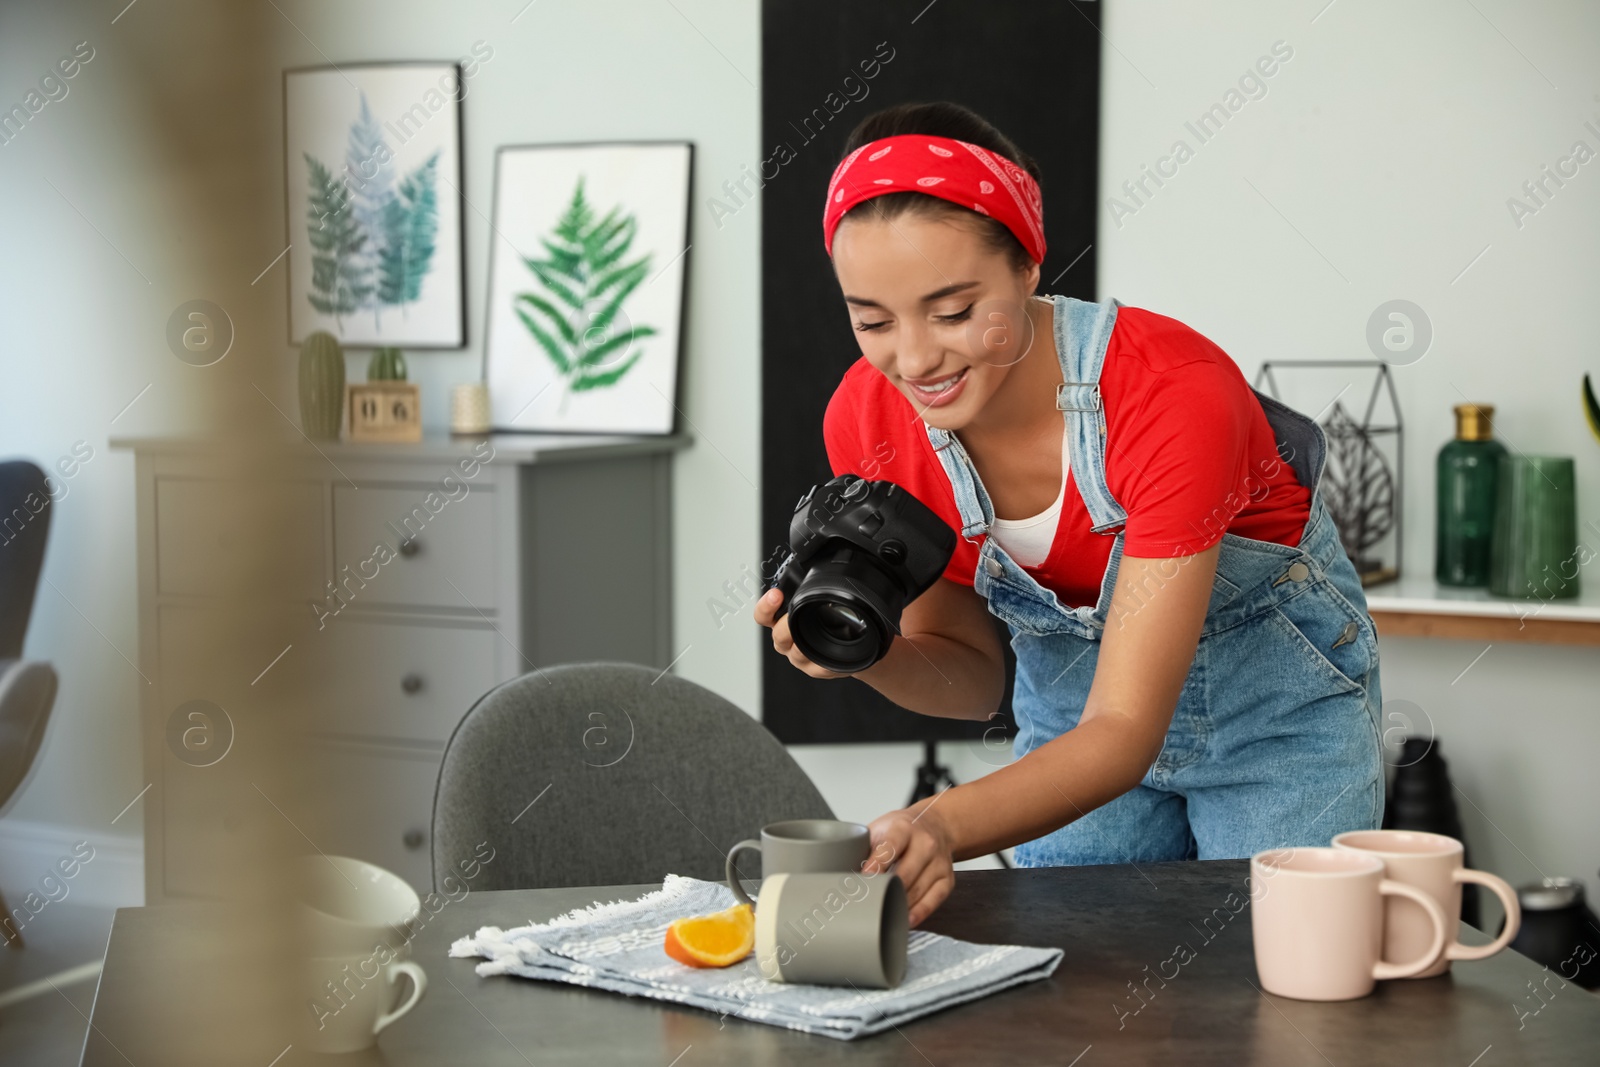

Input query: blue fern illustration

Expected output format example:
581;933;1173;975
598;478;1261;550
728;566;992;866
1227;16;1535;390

303;92;440;334
346;92;394;328
377;152;439;315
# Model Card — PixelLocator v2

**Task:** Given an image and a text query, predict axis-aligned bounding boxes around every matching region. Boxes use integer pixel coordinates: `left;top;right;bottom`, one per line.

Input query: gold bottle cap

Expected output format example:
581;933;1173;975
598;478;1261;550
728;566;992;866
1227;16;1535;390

1453;403;1495;441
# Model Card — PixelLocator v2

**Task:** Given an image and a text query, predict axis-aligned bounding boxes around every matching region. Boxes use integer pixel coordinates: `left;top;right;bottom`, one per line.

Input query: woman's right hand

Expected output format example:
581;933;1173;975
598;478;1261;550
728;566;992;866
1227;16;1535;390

864;805;956;927
753;587;852;680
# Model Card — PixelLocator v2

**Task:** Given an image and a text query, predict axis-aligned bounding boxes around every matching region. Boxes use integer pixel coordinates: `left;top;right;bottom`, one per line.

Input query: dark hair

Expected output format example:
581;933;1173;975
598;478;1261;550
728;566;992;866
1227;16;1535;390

837;101;1043;279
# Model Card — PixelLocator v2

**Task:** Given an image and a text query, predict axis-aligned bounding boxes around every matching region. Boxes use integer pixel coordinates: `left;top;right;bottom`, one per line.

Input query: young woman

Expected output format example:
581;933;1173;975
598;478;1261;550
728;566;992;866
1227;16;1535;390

754;102;1384;927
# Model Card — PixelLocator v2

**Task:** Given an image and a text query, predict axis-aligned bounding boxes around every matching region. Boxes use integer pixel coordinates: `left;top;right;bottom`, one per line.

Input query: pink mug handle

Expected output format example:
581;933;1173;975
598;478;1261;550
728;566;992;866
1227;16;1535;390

1448;868;1521;961
1373;879;1448;980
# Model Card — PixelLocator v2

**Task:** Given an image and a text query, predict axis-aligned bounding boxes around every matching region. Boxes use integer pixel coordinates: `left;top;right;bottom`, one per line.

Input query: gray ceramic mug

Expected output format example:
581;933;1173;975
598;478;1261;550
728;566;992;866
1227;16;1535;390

753;870;909;988
725;819;871;907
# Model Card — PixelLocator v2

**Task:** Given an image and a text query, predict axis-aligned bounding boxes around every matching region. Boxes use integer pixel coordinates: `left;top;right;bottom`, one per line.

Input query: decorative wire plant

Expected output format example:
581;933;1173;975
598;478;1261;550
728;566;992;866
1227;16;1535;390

1320;400;1396;579
1256;361;1403;586
513;175;657;413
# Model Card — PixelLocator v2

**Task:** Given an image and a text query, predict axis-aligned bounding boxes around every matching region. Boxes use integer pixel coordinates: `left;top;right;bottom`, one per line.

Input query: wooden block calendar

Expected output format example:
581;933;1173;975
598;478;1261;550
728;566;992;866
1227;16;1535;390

346;382;423;443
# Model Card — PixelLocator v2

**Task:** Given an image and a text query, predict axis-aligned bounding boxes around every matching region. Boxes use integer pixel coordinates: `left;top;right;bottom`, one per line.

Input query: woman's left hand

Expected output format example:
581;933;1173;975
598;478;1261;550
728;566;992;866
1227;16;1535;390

863;805;956;927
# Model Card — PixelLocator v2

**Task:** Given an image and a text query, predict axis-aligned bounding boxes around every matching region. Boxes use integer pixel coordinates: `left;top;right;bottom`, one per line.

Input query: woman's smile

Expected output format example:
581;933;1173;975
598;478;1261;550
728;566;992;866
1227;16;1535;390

903;366;971;408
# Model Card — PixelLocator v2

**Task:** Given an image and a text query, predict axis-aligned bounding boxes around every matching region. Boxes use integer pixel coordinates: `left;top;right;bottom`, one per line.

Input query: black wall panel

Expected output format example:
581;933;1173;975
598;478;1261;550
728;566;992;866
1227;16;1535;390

760;0;1101;744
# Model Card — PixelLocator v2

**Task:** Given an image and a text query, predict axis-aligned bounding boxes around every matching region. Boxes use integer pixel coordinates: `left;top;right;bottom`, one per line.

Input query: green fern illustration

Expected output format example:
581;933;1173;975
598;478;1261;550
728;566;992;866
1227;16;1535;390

305;151;373;331
513;176;657;412
376;151;440;316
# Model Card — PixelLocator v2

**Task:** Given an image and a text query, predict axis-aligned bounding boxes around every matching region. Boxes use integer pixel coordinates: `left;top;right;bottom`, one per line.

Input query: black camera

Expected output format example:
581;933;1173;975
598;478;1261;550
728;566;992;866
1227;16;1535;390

767;475;956;674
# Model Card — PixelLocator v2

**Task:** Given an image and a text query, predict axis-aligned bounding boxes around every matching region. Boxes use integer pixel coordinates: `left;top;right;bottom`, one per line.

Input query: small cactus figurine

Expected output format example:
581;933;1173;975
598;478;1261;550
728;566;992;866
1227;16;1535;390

367;347;408;381
298;331;345;440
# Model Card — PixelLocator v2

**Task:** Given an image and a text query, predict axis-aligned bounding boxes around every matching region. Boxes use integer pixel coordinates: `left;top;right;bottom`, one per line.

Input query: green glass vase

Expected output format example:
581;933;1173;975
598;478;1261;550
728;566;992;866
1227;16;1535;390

1487;454;1579;599
1436;404;1506;586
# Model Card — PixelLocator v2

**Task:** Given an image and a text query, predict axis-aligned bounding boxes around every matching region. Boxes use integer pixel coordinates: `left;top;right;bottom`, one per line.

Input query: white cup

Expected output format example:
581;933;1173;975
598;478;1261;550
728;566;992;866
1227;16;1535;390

293;856;427;1052
300;951;427;1054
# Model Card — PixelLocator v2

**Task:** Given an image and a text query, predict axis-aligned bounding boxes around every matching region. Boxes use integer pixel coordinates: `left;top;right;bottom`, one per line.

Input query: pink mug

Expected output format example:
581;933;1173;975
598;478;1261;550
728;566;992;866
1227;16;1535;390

1251;847;1449;1000
1332;829;1521;978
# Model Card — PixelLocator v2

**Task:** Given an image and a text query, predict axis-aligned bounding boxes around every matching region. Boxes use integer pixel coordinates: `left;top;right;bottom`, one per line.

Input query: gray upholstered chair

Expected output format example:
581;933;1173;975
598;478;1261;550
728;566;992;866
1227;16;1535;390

431;661;834;893
1;460;59;949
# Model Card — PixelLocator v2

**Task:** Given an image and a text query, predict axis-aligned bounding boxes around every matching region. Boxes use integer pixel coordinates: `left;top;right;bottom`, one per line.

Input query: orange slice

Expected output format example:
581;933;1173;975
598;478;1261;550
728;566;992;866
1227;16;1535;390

663;902;754;968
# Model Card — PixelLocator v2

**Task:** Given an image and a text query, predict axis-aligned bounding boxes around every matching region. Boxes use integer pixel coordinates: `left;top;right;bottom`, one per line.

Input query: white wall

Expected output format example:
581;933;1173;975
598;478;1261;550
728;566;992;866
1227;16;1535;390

1096;0;1600;914
3;0;1596;909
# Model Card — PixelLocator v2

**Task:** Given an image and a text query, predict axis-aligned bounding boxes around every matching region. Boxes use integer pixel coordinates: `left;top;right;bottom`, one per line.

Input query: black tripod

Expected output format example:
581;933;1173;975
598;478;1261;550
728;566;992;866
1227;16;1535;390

907;740;1012;868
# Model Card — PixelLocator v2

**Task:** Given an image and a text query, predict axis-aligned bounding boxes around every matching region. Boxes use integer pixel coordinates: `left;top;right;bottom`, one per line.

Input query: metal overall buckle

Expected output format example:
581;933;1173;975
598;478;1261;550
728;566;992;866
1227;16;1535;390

1056;382;1102;412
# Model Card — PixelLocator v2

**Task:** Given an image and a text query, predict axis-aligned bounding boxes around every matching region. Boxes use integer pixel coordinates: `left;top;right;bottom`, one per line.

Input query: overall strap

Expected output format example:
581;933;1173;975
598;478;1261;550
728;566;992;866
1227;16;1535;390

923;294;1130;543
924;422;994;542
1052;294;1128;534
1250;387;1328;494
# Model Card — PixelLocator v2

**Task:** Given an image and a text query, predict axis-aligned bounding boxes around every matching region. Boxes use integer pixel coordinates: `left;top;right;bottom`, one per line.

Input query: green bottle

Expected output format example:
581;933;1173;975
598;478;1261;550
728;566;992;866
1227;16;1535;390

1435;403;1506;586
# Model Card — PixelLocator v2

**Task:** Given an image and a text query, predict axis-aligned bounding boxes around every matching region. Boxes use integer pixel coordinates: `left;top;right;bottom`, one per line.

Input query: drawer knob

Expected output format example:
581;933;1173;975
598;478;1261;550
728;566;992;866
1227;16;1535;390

401;673;424;694
402;828;426;851
398;537;421;558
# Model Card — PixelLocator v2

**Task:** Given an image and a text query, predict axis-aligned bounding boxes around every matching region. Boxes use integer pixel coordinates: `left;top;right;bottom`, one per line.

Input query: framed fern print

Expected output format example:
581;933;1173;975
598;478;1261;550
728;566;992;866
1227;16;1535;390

484;141;692;434
283;62;466;347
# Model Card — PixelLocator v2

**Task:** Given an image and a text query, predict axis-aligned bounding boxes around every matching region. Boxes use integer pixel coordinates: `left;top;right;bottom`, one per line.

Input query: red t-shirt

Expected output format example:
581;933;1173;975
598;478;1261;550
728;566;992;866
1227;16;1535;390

822;303;1311;608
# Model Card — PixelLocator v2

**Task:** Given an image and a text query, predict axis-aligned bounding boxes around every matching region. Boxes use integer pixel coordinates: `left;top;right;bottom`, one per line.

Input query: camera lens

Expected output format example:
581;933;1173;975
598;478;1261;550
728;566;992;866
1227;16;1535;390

814;602;868;643
787;552;898;674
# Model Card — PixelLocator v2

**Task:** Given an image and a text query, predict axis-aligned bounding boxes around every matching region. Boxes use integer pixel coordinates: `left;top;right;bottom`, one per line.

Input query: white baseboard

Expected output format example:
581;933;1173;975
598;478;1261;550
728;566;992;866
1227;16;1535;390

0;818;143;912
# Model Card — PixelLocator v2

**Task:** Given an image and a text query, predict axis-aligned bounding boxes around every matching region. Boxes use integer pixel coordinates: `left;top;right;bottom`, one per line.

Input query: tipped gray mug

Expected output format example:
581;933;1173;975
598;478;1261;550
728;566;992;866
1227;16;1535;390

725;819;871;908
753;870;909;989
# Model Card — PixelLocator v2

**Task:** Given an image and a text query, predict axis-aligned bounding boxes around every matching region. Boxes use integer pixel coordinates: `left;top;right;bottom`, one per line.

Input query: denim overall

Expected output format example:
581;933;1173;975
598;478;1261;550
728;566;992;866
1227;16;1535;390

925;295;1385;865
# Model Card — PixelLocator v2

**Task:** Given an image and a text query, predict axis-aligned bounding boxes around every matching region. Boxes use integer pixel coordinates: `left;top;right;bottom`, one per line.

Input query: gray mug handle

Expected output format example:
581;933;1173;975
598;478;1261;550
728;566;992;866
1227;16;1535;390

725;839;762;907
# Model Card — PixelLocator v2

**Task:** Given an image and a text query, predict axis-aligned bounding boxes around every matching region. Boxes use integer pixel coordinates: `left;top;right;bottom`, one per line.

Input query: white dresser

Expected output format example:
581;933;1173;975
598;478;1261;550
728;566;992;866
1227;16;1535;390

112;432;688;902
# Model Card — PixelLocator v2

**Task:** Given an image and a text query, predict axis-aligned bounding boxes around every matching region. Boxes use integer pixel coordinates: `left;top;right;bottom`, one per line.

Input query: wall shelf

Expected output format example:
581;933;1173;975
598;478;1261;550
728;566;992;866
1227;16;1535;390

1364;576;1600;646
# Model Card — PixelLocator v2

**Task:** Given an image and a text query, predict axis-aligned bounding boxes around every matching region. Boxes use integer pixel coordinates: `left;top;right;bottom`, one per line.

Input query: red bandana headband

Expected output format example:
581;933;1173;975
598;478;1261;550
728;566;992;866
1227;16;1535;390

822;134;1046;264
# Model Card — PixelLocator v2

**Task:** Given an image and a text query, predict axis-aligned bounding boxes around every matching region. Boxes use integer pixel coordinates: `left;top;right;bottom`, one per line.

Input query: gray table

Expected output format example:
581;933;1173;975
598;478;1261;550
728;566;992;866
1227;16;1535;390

81;861;1600;1065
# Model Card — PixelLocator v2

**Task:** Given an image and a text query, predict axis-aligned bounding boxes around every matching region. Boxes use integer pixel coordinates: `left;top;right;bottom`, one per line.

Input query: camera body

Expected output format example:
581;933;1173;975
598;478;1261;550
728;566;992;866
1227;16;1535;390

767;475;956;673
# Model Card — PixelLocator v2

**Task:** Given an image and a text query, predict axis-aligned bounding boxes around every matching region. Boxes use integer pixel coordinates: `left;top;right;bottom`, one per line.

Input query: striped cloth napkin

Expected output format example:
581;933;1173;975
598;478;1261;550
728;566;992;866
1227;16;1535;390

448;873;1063;1041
